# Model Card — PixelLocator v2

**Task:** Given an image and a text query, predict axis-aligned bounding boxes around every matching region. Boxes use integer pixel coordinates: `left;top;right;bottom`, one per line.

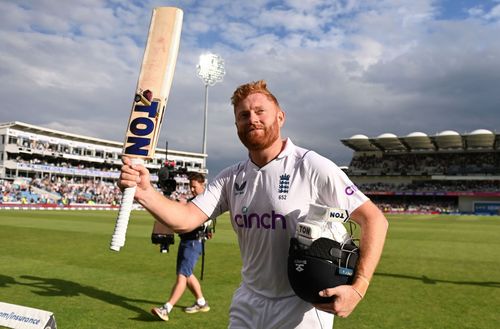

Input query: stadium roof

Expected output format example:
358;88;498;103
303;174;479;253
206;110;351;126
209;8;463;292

341;129;499;152
0;121;204;158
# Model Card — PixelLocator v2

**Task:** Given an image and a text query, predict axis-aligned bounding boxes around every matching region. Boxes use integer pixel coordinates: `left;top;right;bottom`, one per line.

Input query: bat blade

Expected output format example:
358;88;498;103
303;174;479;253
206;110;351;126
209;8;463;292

110;7;183;252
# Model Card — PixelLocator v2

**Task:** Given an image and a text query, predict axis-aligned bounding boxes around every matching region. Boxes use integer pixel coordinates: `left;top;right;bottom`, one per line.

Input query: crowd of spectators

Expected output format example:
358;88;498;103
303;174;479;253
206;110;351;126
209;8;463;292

359;180;500;194
1;173;193;207
374;198;459;214
2;134;199;207
1;176;122;206
0;175;473;214
349;152;499;176
2;149;498;213
346;151;499;214
13;135;115;159
13;156;121;178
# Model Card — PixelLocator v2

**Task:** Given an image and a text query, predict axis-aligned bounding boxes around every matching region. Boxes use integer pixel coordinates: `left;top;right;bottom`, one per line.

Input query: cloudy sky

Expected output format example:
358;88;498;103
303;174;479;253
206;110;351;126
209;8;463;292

1;0;499;177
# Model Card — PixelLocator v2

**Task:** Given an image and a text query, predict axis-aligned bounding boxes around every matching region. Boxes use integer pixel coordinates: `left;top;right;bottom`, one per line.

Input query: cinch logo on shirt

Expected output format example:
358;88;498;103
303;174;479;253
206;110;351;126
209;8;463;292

233;211;287;230
345;184;359;195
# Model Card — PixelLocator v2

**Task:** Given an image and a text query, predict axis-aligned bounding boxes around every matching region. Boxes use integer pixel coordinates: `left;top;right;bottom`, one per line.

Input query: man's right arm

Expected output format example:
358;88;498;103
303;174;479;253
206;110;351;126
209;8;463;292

119;156;208;233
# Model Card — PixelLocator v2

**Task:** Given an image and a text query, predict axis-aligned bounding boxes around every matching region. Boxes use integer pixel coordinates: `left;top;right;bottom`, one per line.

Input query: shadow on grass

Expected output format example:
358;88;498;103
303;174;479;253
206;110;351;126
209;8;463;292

375;272;500;288
0;274;162;322
0;274;17;287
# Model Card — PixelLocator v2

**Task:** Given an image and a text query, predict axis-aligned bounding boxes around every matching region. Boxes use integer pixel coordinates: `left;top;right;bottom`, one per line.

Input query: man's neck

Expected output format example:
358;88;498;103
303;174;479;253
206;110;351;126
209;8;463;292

249;138;286;168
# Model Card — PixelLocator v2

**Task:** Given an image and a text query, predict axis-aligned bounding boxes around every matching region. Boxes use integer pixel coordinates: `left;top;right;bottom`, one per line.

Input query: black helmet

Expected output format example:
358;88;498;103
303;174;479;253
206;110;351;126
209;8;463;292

287;236;359;304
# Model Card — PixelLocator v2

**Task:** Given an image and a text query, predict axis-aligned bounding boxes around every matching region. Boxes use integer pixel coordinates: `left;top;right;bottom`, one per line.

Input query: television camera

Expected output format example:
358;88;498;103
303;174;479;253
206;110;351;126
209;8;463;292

150;142;187;253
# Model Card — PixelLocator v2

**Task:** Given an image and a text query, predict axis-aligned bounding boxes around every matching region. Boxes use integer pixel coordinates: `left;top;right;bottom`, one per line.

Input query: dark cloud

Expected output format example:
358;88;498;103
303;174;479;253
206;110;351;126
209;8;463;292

1;0;499;178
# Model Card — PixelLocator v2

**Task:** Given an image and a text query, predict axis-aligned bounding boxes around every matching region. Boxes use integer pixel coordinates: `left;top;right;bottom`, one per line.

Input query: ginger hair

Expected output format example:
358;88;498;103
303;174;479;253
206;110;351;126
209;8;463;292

231;80;280;109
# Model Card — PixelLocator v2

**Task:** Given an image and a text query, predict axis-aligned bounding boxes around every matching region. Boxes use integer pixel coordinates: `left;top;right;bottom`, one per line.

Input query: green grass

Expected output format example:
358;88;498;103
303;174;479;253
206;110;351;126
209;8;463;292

338;214;500;329
1;211;499;328
0;210;241;329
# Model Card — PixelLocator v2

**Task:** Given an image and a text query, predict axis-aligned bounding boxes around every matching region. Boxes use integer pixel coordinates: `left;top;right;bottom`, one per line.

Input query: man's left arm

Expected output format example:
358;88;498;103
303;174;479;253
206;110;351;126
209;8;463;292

314;200;388;317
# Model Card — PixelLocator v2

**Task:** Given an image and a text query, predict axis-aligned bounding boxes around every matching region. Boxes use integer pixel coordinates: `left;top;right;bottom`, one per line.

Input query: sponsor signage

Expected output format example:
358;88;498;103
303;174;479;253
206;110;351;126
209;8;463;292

0;302;57;329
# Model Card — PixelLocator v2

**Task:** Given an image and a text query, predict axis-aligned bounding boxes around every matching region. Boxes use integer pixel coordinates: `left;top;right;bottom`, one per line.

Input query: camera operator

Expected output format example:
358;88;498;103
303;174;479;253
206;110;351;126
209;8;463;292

151;172;214;322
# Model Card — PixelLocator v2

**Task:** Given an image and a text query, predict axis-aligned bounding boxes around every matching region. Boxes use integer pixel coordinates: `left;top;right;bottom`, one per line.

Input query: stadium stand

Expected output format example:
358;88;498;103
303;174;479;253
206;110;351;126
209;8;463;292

342;129;500;215
0;121;205;209
1;122;498;215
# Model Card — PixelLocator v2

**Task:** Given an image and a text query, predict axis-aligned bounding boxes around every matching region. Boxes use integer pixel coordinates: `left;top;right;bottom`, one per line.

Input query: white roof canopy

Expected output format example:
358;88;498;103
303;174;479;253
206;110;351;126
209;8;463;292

342;129;498;152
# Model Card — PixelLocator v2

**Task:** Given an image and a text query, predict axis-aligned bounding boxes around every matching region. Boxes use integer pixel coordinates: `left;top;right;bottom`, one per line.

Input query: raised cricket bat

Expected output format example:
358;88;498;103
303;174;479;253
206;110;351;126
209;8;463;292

110;7;183;251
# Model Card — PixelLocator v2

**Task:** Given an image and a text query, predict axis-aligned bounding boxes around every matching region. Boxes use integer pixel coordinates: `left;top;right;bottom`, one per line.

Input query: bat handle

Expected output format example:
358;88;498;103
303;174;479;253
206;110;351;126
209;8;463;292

110;158;144;251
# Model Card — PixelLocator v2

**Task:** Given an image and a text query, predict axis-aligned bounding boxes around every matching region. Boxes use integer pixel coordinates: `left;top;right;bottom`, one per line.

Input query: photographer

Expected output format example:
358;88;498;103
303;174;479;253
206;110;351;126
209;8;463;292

151;172;214;322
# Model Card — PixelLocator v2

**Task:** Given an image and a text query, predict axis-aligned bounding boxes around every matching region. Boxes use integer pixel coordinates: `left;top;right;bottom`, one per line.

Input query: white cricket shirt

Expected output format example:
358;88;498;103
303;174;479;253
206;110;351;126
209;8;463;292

192;138;369;298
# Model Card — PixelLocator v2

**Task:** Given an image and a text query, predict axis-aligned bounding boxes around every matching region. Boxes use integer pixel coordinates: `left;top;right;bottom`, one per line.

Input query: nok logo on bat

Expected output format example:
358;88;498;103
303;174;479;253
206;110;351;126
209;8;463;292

124;101;160;157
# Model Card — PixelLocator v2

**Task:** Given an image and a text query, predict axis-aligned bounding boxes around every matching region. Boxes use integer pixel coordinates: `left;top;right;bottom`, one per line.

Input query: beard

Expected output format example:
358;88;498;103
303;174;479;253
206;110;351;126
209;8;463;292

237;120;280;151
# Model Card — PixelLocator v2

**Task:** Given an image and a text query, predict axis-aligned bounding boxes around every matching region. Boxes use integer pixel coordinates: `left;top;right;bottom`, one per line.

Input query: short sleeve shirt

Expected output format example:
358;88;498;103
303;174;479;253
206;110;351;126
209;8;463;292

192;138;368;298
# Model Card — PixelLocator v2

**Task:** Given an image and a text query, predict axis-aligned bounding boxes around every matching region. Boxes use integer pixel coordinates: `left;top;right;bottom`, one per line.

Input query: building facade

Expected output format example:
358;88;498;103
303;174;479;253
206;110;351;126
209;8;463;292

0;121;206;198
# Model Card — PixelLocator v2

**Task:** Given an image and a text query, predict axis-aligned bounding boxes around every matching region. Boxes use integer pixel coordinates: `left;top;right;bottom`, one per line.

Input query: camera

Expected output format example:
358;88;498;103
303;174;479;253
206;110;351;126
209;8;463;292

157;160;188;196
151;231;175;253
151;217;175;253
151;158;187;253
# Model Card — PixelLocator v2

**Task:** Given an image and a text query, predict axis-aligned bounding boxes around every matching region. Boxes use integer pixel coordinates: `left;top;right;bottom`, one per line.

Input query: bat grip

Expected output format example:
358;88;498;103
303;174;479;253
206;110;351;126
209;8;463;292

110;158;144;251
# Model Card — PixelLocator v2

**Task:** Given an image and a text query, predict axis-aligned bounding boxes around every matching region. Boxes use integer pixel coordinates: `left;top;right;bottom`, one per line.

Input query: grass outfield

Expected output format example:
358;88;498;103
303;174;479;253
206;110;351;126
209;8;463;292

0;210;499;329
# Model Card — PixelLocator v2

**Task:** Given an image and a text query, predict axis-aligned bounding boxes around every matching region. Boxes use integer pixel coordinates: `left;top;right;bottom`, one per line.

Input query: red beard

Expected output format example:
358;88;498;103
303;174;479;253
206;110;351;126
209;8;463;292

237;120;280;151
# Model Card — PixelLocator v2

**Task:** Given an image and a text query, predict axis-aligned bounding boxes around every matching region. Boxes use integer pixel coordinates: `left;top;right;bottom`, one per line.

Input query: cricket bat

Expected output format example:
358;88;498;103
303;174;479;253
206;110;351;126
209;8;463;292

110;7;183;252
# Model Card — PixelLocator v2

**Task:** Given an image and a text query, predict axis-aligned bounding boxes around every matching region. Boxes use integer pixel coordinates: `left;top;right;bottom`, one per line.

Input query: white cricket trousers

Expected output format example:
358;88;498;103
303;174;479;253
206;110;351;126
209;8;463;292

228;284;334;329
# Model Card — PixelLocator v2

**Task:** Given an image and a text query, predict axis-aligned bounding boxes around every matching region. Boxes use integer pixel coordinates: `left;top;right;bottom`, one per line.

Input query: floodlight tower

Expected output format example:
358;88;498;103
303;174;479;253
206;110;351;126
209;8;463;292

196;53;225;169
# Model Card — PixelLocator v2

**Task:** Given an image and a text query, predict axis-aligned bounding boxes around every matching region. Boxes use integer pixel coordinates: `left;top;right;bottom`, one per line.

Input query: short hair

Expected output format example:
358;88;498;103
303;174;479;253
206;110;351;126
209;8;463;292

187;172;205;184
231;80;280;109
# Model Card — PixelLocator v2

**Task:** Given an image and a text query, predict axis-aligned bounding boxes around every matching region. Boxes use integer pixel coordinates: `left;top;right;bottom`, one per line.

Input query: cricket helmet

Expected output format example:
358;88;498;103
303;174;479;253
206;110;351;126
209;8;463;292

287;204;360;304
287;237;359;304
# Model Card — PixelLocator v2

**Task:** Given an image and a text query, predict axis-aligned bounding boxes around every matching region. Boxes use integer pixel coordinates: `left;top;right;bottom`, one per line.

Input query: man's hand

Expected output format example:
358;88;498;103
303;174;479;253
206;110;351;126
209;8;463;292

118;156;154;201
312;200;387;317
313;285;363;318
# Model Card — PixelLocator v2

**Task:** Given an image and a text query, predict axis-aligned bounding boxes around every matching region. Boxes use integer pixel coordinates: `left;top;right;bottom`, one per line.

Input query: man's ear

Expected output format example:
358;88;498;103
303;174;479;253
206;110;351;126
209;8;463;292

278;110;285;127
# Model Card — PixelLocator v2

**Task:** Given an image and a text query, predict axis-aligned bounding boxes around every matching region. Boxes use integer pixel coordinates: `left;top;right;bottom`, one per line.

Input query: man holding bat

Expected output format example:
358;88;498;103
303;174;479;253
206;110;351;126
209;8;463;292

118;80;388;328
